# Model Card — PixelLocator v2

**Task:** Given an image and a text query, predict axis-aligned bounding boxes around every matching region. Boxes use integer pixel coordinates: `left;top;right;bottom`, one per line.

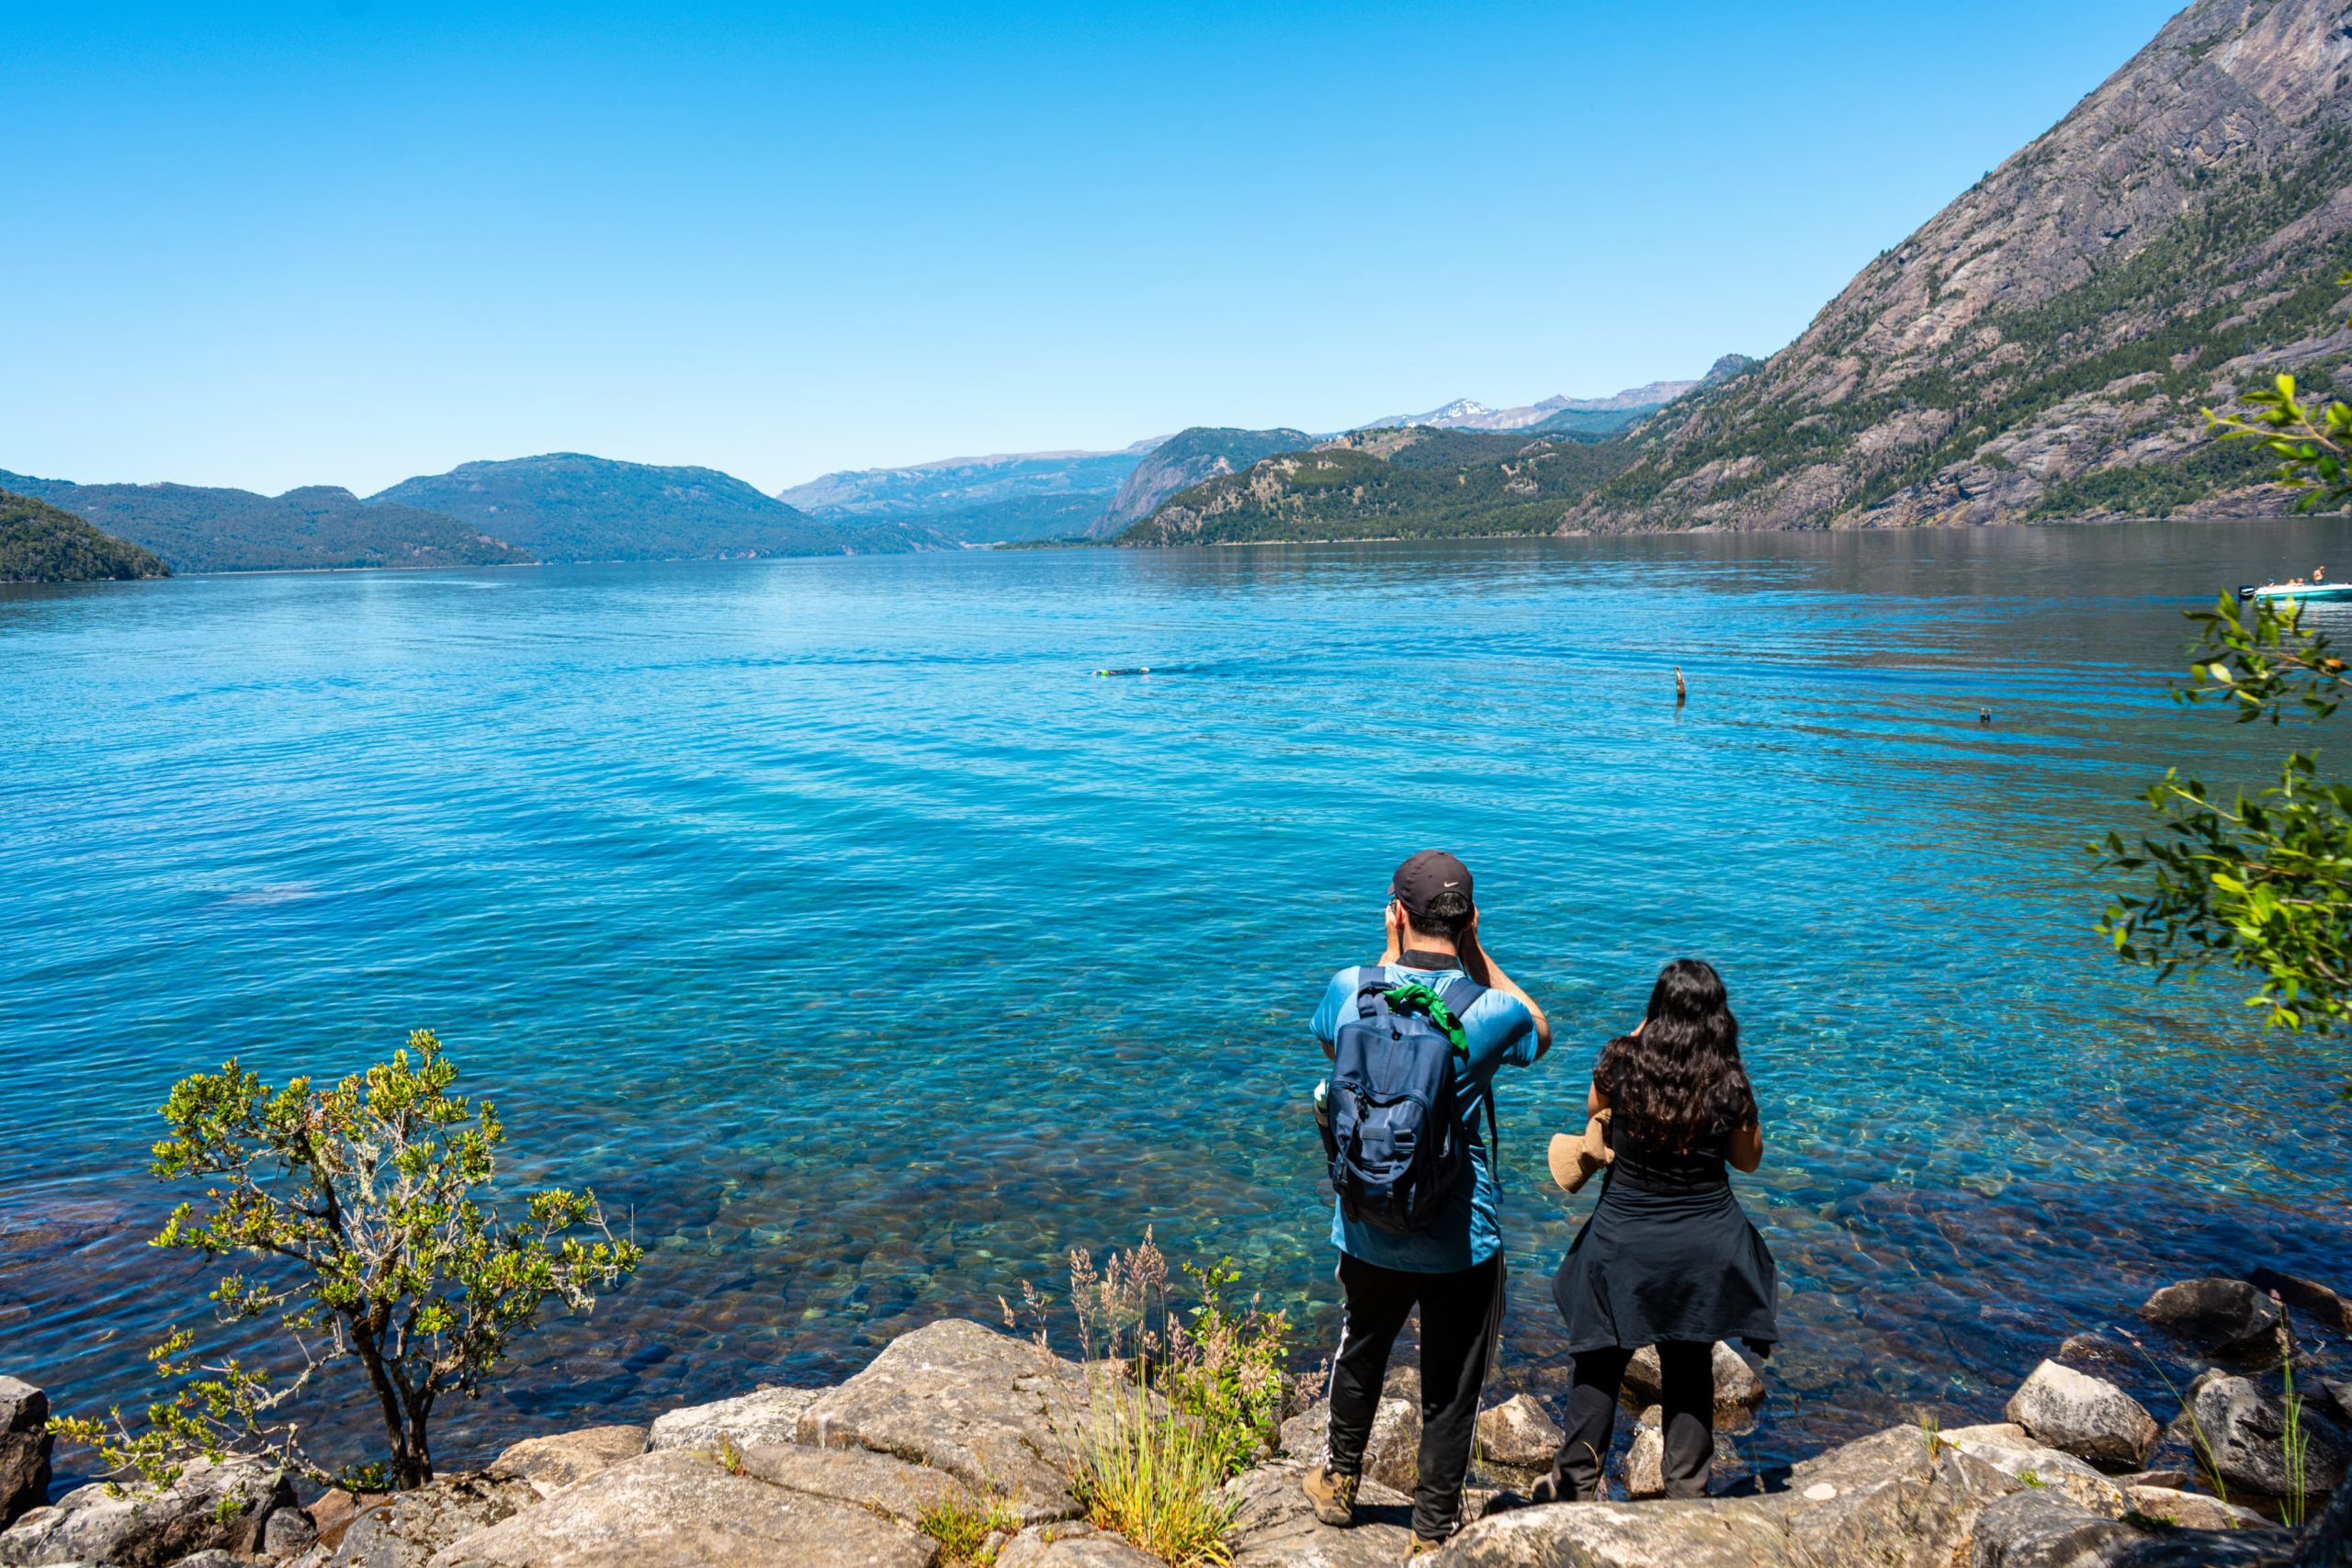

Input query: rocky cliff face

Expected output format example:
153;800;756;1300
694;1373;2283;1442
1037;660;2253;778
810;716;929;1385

1085;427;1313;537
1567;0;2352;532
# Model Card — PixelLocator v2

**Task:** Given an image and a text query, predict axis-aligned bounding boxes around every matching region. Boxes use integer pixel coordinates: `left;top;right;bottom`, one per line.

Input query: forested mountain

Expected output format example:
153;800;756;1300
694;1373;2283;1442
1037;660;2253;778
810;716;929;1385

0;470;529;574
1086;428;1316;537
0;489;170;582
371;454;946;562
1567;0;2352;531
1114;429;1637;547
777;443;1158;545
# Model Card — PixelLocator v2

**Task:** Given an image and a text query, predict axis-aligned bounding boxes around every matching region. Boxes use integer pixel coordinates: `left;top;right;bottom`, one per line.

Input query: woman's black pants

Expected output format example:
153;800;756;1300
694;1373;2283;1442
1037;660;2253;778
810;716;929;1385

1545;1340;1713;1500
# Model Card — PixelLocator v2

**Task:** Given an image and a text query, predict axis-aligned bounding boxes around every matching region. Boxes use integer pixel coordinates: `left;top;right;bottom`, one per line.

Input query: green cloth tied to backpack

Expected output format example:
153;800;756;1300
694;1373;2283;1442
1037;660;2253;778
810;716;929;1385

1381;981;1470;1055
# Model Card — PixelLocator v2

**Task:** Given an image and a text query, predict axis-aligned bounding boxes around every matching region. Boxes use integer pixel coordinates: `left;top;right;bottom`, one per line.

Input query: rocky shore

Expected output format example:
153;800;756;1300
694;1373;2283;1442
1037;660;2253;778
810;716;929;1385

5;1273;2348;1567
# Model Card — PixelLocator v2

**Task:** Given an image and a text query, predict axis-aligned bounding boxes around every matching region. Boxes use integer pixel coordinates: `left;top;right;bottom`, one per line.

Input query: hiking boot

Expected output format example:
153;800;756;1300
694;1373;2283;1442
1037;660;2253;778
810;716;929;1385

1302;1463;1360;1527
1408;1535;1447;1558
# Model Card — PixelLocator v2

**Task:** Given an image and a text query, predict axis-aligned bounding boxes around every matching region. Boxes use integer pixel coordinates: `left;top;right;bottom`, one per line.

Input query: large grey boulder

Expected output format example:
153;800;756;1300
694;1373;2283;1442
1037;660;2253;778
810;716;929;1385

1221;1459;1414;1567
1437;1497;1792;1567
648;1388;822;1453
1621;1342;1767;1422
425;1448;933;1568
1777;1424;2023;1568
1939;1424;2128;1516
1623;1407;1666;1500
1968;1487;2142;1568
328;1473;542;1568
1276;1397;1419;1493
2121;1483;2267;1531
0;1455;292;1567
997;1529;1159;1568
1439;1421;2023;1568
2005;1360;2161;1468
490;1426;648;1495
2140;1279;2283;1360
0;1382;49;1529
797;1318;1082;1523
2177;1371;2349;1499
1474;1395;1561;1472
731;1441;960;1523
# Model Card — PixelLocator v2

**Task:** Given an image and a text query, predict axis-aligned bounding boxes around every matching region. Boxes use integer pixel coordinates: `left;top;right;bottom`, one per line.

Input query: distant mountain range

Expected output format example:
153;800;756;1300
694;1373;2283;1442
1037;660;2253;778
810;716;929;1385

0;454;957;574
1363;378;1705;433
776;440;1161;545
0;488;170;583
0;470;531;575
373;453;943;563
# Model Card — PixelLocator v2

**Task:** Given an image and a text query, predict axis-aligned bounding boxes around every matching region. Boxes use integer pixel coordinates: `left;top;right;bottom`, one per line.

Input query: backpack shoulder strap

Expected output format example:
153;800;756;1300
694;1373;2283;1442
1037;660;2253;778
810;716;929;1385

1353;964;1396;1015
1438;977;1501;1161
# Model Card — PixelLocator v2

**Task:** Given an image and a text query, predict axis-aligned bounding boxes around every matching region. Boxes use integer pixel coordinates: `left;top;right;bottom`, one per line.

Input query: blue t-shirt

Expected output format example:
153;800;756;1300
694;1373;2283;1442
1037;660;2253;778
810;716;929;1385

1312;960;1540;1273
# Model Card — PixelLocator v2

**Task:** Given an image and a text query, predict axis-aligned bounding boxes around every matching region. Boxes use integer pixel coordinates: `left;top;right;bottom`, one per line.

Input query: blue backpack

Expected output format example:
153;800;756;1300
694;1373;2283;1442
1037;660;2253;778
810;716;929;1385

1321;972;1495;1235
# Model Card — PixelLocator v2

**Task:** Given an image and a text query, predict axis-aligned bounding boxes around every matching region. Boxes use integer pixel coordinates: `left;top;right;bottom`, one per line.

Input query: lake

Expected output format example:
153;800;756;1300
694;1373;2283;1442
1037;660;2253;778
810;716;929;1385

4;521;2346;1481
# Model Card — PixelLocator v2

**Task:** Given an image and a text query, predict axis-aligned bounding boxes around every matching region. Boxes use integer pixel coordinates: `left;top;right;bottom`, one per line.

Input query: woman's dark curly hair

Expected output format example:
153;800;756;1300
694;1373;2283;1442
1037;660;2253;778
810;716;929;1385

1600;958;1756;1152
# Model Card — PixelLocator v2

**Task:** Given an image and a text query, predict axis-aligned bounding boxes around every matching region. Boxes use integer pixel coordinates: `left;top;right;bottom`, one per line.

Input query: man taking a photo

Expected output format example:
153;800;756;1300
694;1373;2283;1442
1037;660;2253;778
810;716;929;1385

1304;850;1552;1555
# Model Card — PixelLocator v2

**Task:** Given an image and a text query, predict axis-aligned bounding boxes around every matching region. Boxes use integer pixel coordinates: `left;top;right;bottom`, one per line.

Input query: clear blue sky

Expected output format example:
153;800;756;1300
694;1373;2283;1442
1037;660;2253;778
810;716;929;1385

3;0;2187;496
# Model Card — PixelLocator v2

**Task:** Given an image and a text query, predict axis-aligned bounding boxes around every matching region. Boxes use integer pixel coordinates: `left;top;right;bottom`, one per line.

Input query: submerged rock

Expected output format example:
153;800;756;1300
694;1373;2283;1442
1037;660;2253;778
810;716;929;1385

2248;1267;2352;1335
648;1388;820;1453
0;1455;291;1568
2004;1360;2160;1468
0;1381;48;1529
424;1448;933;1568
2139;1279;2283;1361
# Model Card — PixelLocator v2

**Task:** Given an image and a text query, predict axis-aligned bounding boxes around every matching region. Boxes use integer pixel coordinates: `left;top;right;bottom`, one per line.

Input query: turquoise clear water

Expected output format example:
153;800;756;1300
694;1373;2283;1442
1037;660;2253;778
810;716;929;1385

4;522;2347;1480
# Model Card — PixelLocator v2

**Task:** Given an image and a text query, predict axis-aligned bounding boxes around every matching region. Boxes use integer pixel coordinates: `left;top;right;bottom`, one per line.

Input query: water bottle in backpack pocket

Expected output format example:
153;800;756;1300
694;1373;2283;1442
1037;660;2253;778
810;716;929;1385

1321;973;1492;1234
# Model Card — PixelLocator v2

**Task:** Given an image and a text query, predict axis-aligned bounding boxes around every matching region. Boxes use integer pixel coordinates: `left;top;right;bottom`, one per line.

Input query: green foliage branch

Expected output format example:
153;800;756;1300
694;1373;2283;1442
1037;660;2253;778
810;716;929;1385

2098;277;2352;1077
54;1030;642;1491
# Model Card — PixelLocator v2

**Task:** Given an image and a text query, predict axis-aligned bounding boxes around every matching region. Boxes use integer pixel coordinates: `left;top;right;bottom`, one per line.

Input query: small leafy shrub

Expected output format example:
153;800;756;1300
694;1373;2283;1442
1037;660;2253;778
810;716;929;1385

53;1031;641;1491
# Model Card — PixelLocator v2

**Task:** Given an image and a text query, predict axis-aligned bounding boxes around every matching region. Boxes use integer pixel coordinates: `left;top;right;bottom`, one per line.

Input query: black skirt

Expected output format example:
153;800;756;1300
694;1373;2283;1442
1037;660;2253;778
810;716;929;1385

1550;1168;1780;1353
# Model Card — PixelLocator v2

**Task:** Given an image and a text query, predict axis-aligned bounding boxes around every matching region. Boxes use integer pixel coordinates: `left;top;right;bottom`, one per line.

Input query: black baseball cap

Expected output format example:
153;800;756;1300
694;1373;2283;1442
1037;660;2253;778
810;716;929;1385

1390;850;1473;919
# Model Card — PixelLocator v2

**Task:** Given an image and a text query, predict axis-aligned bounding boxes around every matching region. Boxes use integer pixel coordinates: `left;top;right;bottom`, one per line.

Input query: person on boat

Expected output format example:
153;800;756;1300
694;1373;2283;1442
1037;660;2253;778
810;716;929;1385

1538;958;1778;1503
1303;851;1552;1555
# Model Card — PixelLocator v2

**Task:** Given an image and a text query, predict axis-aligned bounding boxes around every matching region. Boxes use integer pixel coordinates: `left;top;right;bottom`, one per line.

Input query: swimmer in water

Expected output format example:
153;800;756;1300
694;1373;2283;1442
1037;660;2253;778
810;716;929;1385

1978;707;1992;726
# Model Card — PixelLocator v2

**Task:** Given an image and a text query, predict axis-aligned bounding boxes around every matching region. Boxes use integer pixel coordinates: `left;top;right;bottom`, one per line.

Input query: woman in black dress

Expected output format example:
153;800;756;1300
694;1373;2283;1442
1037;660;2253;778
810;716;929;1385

1541;958;1777;1501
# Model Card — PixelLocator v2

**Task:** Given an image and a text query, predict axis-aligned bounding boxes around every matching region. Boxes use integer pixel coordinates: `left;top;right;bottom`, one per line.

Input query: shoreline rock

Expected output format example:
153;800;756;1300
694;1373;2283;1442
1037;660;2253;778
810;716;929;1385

2003;1359;2160;1469
11;1267;2347;1568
